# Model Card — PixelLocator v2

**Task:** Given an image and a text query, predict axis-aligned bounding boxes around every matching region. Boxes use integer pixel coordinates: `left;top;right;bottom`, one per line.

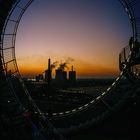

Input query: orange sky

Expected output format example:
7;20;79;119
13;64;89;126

17;55;119;78
15;0;132;78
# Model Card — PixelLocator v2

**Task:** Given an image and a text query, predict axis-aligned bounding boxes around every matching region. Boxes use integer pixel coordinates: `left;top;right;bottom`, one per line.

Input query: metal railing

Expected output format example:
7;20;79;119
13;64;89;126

119;41;140;78
0;0;140;134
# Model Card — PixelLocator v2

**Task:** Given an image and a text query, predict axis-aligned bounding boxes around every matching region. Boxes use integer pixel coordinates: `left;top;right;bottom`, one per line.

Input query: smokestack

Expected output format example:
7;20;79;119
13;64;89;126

72;66;73;71
47;58;51;98
48;58;51;71
48;58;51;80
69;65;76;82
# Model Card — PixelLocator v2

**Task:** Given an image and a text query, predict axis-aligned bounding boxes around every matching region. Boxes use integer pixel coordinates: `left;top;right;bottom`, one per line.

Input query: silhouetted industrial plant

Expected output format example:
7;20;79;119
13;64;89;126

36;59;76;83
0;0;140;140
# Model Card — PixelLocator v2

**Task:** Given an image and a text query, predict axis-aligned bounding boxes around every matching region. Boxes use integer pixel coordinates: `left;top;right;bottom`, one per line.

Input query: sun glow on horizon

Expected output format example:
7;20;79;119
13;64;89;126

17;55;119;78
15;0;132;78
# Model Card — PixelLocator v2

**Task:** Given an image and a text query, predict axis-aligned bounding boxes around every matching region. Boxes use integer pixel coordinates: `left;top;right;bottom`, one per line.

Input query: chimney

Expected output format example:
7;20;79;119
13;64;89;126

72;66;73;71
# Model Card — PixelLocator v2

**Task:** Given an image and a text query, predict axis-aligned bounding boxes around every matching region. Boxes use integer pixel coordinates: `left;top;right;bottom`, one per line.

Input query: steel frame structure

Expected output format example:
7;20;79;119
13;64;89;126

0;0;140;135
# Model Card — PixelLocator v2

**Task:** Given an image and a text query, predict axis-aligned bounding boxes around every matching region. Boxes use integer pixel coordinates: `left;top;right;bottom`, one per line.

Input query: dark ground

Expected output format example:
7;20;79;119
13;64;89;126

67;98;140;140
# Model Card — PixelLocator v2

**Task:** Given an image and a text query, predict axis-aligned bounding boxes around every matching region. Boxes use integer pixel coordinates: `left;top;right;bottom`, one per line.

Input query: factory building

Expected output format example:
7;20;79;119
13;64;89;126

55;66;76;82
69;66;76;82
55;69;67;81
43;70;49;82
35;74;43;82
42;59;52;82
41;59;76;83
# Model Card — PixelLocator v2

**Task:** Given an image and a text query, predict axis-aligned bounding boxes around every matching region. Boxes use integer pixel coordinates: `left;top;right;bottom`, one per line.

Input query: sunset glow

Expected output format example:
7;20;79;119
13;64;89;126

15;0;132;78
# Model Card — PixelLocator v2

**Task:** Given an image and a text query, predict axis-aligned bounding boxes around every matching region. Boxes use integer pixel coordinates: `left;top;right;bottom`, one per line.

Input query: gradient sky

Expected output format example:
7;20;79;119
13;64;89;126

15;0;132;78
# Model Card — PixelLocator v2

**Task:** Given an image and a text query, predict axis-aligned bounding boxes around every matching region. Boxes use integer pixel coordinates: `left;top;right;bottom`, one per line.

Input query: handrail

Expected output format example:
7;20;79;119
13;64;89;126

119;40;140;78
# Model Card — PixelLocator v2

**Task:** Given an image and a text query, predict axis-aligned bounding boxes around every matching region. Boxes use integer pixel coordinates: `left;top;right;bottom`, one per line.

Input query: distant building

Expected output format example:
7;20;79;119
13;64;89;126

69;66;76;82
55;69;67;81
62;71;67;80
42;59;77;83
43;70;52;82
36;74;43;82
43;59;52;82
42;70;48;81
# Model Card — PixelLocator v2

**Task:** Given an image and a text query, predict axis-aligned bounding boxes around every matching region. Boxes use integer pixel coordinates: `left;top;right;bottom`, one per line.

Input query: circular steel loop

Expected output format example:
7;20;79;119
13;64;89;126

0;0;140;134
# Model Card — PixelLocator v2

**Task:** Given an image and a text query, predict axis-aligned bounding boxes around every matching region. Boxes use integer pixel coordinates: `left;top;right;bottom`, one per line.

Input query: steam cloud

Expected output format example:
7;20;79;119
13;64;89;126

58;57;74;71
51;61;58;70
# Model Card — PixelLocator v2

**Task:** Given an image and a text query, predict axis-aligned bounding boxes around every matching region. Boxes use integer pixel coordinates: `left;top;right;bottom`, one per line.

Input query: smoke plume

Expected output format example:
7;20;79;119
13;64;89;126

58;57;74;71
51;61;58;70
